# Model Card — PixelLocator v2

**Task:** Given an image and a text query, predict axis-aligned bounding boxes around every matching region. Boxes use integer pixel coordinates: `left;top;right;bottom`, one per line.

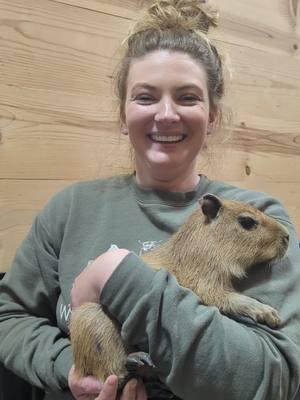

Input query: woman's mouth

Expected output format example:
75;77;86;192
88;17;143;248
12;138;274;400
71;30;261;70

148;134;186;143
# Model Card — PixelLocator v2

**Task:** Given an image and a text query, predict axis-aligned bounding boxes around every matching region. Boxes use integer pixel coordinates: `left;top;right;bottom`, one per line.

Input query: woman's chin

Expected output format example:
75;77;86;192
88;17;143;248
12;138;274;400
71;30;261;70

145;149;183;166
146;155;179;169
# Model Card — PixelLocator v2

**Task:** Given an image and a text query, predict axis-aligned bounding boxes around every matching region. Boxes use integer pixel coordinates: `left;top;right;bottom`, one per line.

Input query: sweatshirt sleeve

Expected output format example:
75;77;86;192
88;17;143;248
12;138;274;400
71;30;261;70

100;226;300;399
0;190;74;390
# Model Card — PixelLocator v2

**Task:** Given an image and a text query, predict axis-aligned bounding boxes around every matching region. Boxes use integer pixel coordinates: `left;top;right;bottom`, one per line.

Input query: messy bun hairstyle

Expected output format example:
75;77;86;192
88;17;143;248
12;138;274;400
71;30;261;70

114;0;225;129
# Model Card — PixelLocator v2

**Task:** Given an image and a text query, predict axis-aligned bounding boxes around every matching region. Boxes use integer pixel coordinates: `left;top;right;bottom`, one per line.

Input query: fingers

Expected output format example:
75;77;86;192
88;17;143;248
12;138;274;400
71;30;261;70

135;380;147;400
92;376;147;400
95;375;118;400
120;379;147;400
120;379;138;400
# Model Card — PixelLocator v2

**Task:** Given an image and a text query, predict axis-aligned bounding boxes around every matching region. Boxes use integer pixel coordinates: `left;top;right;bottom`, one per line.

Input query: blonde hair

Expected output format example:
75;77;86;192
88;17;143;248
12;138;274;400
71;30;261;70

114;0;225;130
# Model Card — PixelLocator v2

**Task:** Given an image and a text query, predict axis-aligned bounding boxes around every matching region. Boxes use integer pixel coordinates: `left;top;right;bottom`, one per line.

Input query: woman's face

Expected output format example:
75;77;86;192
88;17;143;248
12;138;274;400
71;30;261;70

122;50;216;184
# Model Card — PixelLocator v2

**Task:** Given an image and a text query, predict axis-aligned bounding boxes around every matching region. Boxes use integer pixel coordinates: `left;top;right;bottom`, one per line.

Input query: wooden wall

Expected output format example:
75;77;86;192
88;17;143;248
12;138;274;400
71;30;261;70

0;0;300;272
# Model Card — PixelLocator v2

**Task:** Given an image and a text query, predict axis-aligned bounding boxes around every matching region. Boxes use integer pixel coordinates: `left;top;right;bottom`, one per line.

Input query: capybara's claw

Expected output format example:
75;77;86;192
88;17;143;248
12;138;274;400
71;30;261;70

125;351;156;375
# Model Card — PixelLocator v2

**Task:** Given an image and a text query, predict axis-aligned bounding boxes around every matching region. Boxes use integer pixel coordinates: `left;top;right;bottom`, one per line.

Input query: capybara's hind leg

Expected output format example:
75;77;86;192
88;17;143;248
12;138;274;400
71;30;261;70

70;302;130;385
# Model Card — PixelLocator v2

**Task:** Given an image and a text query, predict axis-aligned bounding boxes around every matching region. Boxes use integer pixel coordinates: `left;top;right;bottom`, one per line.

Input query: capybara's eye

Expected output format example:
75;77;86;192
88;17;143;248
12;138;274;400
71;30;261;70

238;216;258;230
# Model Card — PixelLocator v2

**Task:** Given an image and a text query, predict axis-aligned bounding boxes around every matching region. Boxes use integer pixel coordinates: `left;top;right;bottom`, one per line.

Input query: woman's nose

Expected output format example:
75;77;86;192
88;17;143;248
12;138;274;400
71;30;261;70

154;98;180;124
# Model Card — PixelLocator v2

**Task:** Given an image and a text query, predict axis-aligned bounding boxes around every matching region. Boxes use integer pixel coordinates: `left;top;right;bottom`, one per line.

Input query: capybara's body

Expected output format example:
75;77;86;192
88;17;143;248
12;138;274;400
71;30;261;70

70;194;289;386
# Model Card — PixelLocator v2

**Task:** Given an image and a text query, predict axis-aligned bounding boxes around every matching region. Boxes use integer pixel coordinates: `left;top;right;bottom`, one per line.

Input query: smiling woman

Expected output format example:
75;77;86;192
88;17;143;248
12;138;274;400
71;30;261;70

122;50;214;192
113;1;223;193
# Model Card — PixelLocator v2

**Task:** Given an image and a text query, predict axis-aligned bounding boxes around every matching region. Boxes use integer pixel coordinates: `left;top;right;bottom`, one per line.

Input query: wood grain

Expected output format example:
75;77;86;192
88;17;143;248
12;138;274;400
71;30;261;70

0;179;74;272
0;0;299;272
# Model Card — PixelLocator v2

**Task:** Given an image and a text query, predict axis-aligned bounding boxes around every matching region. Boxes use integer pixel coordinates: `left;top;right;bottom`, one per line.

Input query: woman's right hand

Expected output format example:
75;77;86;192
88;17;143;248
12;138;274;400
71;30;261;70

68;365;147;400
71;249;130;310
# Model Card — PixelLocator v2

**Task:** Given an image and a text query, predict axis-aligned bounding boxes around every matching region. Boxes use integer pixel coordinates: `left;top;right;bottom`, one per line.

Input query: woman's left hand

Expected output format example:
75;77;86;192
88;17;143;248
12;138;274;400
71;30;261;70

71;249;130;310
94;376;147;400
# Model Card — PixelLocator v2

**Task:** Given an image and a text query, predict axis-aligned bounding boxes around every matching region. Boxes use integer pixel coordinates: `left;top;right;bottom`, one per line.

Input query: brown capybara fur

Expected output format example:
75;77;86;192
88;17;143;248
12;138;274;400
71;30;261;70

70;194;289;386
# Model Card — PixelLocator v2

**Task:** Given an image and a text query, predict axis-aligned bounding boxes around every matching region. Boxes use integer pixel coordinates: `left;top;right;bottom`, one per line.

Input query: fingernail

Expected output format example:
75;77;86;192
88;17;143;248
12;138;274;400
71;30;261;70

107;375;118;386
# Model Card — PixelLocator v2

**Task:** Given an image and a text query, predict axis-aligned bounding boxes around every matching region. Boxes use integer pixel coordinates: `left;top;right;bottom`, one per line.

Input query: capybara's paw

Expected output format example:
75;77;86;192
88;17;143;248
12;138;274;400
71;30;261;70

252;303;281;328
239;298;281;328
125;351;156;376
226;293;281;329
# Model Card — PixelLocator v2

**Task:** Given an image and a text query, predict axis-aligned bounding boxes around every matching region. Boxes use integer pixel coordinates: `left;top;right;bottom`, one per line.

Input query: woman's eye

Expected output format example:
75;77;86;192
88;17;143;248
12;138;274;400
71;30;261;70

180;95;201;103
135;94;154;104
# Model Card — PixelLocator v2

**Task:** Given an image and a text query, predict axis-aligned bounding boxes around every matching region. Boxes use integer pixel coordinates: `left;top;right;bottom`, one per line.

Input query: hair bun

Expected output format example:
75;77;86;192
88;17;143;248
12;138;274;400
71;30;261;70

142;0;218;34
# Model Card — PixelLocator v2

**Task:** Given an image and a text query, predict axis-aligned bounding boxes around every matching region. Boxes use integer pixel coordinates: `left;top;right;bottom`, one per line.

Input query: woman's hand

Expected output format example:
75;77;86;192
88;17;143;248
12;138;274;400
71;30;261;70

95;375;147;400
71;249;130;310
68;365;103;399
68;365;147;400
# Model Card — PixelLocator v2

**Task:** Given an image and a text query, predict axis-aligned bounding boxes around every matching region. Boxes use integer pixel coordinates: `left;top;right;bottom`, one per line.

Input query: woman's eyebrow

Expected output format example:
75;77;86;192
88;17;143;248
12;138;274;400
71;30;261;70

130;83;205;95
132;83;202;90
131;83;156;91
177;84;204;92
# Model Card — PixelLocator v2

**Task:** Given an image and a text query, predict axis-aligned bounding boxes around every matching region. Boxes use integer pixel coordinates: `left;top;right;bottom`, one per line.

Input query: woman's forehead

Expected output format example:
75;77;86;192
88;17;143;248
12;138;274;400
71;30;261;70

126;50;208;88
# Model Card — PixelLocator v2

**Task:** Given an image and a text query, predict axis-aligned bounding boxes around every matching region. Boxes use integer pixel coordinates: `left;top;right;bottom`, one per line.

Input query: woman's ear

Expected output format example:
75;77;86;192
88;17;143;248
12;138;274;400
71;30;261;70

207;107;218;135
120;112;128;135
120;122;128;135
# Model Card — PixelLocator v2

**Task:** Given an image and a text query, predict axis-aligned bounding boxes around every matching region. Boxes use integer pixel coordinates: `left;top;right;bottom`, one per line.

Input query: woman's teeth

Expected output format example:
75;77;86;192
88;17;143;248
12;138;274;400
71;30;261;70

150;134;185;143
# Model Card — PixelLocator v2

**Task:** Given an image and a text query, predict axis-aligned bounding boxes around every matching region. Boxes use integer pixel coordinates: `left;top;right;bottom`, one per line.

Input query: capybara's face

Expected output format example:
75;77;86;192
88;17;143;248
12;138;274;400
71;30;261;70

203;197;289;268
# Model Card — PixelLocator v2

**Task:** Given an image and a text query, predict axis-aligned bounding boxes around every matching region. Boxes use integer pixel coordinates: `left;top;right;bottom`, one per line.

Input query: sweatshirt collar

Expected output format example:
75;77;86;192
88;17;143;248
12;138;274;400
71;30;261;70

131;174;211;206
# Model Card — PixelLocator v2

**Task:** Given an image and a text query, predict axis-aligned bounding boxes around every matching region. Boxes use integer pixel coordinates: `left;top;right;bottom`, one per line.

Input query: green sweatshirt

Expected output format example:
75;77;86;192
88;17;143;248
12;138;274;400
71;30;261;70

0;174;299;400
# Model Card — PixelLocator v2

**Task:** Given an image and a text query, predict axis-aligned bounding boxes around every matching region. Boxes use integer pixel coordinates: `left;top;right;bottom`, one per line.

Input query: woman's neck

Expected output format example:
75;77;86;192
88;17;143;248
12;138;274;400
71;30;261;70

135;170;201;192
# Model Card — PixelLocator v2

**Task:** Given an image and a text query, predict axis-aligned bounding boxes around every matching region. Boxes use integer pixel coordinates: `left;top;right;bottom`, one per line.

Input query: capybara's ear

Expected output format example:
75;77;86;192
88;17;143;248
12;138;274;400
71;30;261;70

200;194;222;222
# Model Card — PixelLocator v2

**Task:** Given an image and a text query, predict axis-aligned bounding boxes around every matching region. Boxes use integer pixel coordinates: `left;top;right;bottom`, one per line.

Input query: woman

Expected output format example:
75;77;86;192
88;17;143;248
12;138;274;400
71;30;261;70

0;1;300;400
